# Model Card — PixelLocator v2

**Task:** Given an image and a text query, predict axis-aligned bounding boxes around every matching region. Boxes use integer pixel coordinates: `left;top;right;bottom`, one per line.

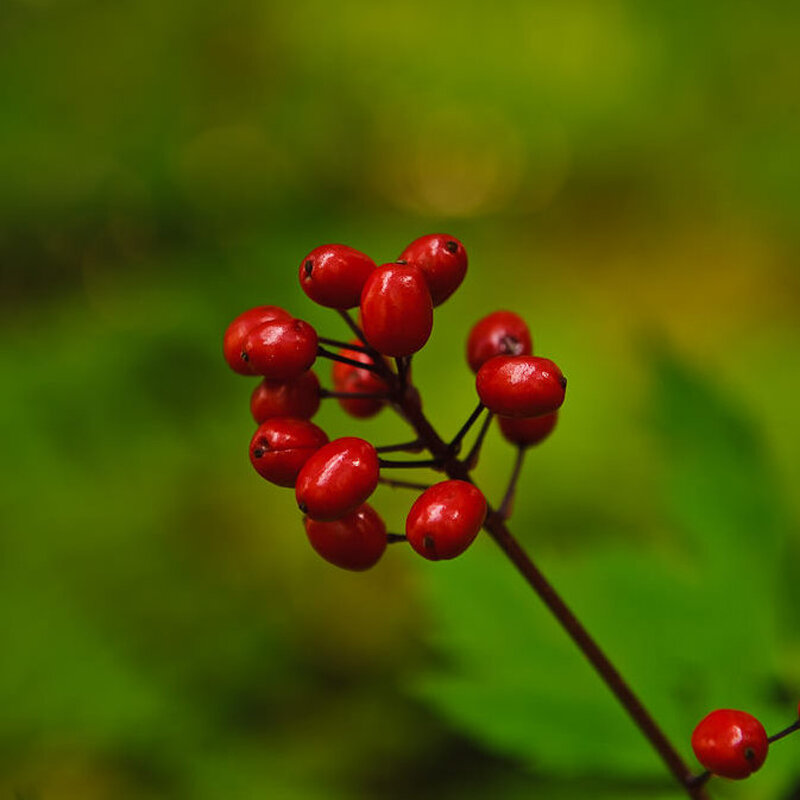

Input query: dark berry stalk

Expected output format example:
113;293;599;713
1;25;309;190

320;388;389;400
498;445;525;519
387;375;709;800
464;410;494;469
448;401;485;454
378;476;434;491
317;346;384;374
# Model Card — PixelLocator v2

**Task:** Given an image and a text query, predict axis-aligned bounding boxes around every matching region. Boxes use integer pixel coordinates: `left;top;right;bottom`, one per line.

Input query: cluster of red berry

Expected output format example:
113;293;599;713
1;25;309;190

223;234;565;571
223;233;800;795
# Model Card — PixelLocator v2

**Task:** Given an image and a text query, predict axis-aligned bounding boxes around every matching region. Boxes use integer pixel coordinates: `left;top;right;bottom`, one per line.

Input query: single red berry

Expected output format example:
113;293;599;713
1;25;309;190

299;244;377;309
398;233;468;306
223;305;292;375
360;264;433;357
405;480;487;561
476;355;566;418
466;310;533;373
241;318;318;380
249;418;328;487
250;370;321;423
691;709;768;779
499;411;558;448
295;437;380;521
331;342;389;418
304;503;387;571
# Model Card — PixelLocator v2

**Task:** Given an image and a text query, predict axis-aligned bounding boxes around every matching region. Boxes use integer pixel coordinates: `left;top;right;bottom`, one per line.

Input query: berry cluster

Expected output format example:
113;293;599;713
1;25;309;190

223;234;565;571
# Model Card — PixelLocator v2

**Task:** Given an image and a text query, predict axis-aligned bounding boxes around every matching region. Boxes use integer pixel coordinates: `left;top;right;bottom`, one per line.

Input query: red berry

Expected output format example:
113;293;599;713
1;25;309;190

476;355;566;418
249;418;329;487
304;503;387;571
405;480;487;561
331;342;389;418
241;318;318;380
398;233;467;306
299;244;377;309
499;411;558;448
691;709;768;779
360;264;433;357
250;370;321;423
295;437;380;521
223;305;292;375
466;310;532;373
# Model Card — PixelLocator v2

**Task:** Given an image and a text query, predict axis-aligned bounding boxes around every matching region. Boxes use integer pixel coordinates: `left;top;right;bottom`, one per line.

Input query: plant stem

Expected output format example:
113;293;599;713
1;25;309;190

375;440;425;454
320;388;388;400
378;476;434;491
498;446;526;519
338;309;368;344
387;533;407;544
317;346;383;374
379;457;442;469
318;336;373;353
464;411;494;469
768;719;800;743
388;377;708;800
449;401;485;454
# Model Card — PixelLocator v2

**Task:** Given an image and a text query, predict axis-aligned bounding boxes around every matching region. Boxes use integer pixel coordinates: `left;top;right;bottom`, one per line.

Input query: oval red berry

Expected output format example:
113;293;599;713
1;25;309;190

476;355;566;418
399;233;467;306
249;418;328;487
405;480;487;561
499;411;558;448
223;305;292;375
304;503;387;571
691;709;768;780
250;370;321;423
466;310;533;373
299;244;377;309
295;437;380;521
241;318;318;380
360;264;433;357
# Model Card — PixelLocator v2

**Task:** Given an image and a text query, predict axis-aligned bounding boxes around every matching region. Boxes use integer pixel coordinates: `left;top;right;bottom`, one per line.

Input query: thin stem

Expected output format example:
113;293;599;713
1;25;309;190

318;336;373;353
317;346;383;374
338;309;368;344
449;402;485;454
386;533;407;544
378;477;433;491
379;457;442;469
687;773;711;789
464;411;495;469
390;388;707;800
375;440;425;454
396;356;409;388
768;719;800;743
320;388;388;400
498;446;526;520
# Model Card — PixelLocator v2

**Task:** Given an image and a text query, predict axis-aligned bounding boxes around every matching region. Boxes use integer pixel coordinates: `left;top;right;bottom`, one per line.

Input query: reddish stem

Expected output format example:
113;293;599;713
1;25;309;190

384;373;709;800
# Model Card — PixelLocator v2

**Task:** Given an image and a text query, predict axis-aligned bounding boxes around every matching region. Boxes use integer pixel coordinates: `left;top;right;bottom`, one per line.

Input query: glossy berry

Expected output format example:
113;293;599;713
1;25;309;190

406;480;487;561
476;355;566;418
299;244;377;309
249;418;328;487
224;305;292;375
499;411;558;448
691;709;768;780
398;233;467;306
304;503;387;571
360;264;433;357
466;310;532;373
241;318;318;380
250;370;321;423
331;342;389;418
296;437;380;521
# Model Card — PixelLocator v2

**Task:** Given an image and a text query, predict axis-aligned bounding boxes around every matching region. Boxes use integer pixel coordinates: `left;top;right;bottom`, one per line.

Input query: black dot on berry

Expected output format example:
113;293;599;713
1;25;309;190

240;351;249;362
423;534;435;551
558;375;567;389
744;747;755;760
395;259;408;265
304;260;313;277
298;502;308;513
445;240;458;253
253;448;264;458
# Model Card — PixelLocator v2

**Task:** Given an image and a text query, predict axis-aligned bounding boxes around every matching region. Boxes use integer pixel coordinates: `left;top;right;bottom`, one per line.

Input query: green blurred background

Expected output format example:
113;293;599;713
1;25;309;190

2;1;800;798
